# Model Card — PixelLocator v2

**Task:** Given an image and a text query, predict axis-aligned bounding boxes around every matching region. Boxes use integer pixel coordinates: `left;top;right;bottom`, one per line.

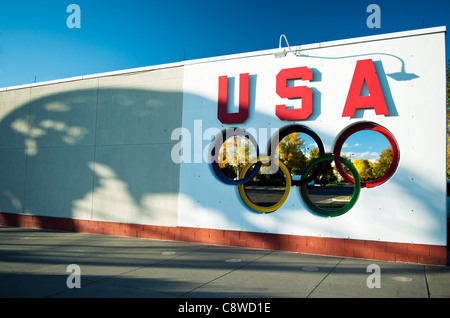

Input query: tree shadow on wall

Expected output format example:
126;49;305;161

0;87;184;228
0;84;318;236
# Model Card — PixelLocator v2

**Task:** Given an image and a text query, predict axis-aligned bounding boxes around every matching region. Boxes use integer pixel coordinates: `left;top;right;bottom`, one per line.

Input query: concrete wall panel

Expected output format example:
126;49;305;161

24;146;95;219
0;88;30;149
0;66;184;228
0;149;27;214
28;79;99;148
91;144;179;226
96;68;184;145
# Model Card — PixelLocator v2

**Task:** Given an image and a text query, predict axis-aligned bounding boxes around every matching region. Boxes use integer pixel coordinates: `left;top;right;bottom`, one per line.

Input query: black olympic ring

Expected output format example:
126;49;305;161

210;127;262;185
267;124;326;186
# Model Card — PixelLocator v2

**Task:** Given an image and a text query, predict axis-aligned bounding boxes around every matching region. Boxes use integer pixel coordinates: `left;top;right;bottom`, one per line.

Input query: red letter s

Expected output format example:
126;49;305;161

275;67;313;121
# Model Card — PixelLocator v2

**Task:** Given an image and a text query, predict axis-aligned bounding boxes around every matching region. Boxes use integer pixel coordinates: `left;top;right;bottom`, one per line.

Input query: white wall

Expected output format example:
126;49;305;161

179;27;447;245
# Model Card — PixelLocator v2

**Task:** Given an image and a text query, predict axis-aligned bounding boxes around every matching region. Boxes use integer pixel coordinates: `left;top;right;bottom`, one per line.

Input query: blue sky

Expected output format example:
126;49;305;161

0;0;449;88
342;130;390;162
298;131;389;162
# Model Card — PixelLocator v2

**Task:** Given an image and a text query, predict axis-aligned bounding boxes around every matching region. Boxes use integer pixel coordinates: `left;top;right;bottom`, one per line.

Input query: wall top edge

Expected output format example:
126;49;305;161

0;26;445;92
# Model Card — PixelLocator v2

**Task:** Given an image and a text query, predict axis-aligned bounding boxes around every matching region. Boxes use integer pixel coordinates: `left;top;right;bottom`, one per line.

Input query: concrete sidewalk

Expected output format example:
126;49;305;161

0;225;449;298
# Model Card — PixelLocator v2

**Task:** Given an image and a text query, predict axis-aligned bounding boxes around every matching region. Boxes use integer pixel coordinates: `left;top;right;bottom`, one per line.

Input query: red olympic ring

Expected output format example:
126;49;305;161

332;122;400;188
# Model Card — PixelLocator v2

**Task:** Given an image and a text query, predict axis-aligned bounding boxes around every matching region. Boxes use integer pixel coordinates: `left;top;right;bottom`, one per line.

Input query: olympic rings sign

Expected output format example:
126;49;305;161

210;121;400;216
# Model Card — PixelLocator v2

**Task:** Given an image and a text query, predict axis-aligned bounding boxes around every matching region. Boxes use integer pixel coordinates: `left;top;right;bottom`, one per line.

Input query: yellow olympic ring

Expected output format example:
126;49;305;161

238;155;292;213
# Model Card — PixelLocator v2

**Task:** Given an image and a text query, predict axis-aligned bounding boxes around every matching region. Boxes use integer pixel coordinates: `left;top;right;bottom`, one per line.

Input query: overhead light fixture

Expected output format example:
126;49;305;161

274;34;293;58
273;49;287;58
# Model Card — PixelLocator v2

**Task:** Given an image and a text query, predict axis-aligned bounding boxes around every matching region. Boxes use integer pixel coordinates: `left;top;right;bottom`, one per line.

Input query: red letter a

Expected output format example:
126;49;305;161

342;59;389;117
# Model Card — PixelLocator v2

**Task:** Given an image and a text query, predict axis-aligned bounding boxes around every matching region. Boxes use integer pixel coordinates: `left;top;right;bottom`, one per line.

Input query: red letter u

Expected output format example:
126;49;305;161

217;73;249;124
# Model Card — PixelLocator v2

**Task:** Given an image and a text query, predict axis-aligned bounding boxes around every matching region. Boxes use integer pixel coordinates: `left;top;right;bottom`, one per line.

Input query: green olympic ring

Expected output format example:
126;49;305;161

299;154;361;217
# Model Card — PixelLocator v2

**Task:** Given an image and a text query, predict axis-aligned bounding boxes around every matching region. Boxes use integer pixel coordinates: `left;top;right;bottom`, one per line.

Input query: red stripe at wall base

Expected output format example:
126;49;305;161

0;212;446;265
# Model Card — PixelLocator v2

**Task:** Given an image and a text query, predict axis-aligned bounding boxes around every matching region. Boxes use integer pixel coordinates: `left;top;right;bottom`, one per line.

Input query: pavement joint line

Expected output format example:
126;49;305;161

424;265;431;298
46;276;102;298
305;257;344;298
176;250;275;298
